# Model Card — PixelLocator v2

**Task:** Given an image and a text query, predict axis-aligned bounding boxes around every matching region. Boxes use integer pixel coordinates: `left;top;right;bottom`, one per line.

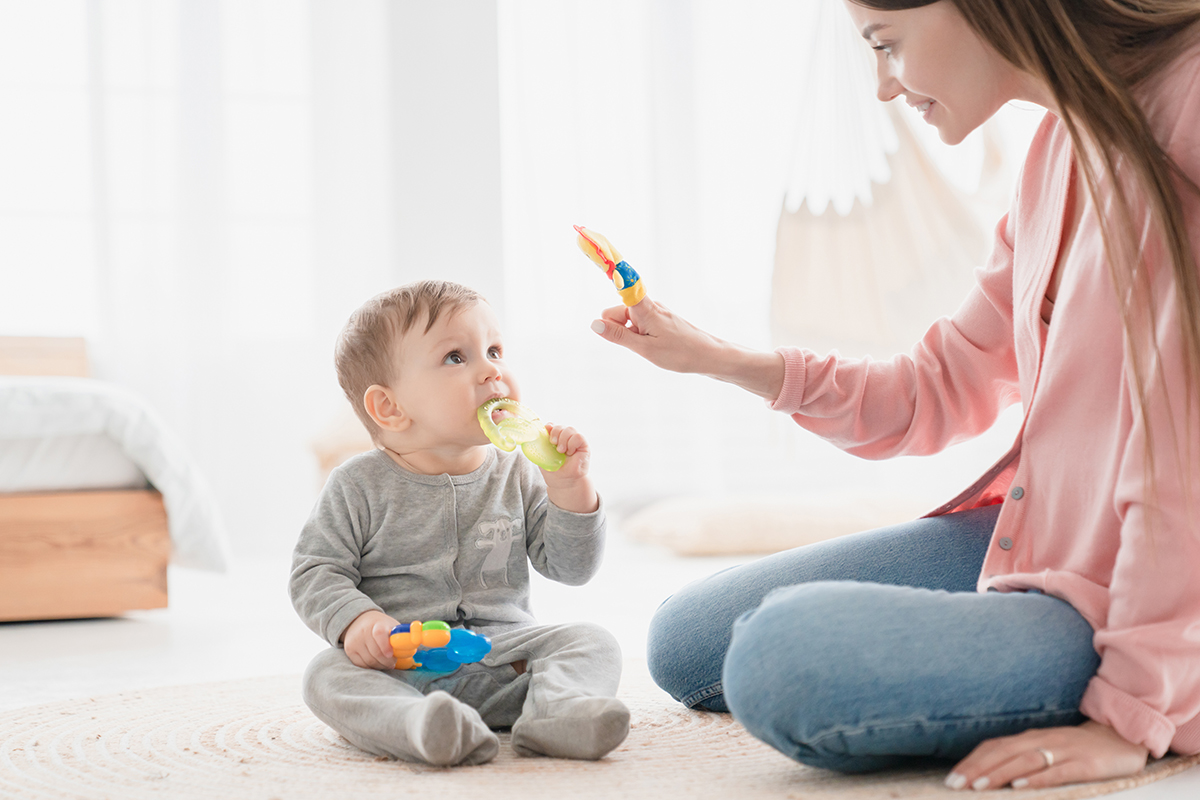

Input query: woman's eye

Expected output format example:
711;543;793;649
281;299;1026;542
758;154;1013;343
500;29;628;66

872;44;892;56
443;352;465;365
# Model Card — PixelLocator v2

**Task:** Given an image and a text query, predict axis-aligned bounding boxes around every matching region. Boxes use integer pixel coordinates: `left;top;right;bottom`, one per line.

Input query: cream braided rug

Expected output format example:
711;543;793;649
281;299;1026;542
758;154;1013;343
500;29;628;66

1;661;1196;800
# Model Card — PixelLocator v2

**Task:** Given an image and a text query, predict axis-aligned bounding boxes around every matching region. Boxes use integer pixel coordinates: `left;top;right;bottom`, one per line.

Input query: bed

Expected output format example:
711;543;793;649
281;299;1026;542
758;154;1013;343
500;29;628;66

0;337;228;621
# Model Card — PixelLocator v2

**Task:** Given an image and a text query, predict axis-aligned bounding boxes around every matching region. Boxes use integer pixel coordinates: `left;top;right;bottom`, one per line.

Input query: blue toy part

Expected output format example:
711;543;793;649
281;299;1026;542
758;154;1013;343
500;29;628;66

574;225;646;306
412;628;493;673
390;624;493;673
612;262;641;293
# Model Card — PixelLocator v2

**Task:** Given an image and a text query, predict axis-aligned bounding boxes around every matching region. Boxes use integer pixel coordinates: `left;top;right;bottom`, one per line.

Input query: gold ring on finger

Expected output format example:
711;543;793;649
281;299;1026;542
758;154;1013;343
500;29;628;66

1036;747;1055;768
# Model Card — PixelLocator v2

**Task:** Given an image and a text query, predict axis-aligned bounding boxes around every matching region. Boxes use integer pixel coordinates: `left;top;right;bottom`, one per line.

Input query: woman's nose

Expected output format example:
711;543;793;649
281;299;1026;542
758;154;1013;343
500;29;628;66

876;77;903;103
876;64;902;103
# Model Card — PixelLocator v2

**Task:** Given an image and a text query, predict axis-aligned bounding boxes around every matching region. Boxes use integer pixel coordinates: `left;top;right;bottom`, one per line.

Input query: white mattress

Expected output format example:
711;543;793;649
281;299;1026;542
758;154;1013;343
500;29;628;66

0;432;148;493
0;377;229;571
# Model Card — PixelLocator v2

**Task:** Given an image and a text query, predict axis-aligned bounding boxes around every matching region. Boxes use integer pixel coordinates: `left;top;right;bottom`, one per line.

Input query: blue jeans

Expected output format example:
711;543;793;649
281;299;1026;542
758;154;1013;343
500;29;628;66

645;505;1100;773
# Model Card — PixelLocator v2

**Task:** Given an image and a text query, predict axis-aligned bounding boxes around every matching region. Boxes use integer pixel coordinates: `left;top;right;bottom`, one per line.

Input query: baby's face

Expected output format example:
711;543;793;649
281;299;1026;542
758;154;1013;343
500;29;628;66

391;301;519;448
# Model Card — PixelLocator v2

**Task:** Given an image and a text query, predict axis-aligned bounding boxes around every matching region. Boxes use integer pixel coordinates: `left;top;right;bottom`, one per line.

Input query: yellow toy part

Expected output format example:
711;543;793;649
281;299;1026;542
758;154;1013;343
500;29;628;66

574;225;646;307
389;622;492;672
575;225;624;269
390;620;453;669
477;397;567;472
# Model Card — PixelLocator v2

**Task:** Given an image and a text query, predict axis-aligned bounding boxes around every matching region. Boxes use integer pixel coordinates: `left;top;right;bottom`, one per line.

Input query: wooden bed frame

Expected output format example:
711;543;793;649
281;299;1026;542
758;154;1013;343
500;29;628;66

0;337;171;622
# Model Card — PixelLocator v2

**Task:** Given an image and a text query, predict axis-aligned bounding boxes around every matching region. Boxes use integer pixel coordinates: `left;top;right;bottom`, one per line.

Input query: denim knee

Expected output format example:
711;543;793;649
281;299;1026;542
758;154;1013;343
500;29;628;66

646;590;730;711
723;583;907;773
724;588;815;763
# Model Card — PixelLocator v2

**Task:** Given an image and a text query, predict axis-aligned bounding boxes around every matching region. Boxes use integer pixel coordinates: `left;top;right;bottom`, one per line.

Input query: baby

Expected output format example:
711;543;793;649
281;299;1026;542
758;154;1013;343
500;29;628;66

290;279;628;766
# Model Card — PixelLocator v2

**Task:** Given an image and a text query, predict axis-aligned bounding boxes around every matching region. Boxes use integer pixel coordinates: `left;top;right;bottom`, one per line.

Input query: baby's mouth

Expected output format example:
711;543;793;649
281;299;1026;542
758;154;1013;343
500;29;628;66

482;396;517;425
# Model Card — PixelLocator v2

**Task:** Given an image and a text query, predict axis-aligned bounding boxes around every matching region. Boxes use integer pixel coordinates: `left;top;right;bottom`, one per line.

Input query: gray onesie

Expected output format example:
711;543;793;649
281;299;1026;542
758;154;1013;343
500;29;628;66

290;447;627;765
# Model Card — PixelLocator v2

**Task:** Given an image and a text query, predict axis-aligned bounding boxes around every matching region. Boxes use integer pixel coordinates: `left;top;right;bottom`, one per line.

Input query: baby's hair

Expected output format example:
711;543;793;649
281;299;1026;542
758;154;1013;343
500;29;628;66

336;280;485;438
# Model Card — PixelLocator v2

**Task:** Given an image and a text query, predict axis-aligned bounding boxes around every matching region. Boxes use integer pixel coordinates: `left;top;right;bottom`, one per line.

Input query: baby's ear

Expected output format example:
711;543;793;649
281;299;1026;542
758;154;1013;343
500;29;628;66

363;384;412;432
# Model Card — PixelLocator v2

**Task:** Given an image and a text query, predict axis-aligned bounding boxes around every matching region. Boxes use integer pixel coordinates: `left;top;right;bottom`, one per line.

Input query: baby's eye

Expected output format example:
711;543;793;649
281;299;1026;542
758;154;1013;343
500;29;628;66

443;351;465;365
488;346;502;359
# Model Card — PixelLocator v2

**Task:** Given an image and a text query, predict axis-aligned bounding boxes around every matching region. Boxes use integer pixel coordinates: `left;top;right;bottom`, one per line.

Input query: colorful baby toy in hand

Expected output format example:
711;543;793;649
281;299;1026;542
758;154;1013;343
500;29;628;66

390;621;492;673
574;225;646;307
477;397;567;472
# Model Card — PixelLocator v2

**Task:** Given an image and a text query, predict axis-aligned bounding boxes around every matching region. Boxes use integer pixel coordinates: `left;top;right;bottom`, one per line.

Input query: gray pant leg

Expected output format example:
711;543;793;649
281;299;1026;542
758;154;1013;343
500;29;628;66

302;647;498;765
421;658;530;728
477;621;623;723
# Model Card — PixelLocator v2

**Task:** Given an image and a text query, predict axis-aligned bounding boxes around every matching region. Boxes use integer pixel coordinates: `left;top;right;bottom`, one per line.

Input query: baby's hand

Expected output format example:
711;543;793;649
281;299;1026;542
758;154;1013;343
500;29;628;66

541;423;598;513
342;609;400;670
544;423;590;478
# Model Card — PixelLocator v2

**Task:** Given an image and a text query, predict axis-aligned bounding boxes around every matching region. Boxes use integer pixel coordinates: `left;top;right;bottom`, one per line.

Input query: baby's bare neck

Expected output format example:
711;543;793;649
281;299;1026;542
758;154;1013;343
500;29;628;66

378;438;489;476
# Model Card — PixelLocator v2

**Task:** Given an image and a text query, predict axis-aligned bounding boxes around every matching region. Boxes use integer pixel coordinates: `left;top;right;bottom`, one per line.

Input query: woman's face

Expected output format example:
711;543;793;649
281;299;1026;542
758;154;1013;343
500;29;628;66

843;1;1029;145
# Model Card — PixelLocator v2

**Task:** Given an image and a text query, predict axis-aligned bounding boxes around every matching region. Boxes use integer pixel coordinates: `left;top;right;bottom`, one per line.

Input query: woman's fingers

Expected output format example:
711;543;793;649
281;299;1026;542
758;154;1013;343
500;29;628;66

955;748;1053;790
592;297;709;373
947;723;1148;790
591;316;647;355
946;736;1020;789
596;298;664;339
599;306;626;322
1013;760;1103;791
626;297;657;333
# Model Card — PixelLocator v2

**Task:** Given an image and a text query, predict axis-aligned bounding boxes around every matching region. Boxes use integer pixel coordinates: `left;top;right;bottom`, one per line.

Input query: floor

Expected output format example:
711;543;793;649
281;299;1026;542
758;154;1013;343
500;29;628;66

1;530;1197;798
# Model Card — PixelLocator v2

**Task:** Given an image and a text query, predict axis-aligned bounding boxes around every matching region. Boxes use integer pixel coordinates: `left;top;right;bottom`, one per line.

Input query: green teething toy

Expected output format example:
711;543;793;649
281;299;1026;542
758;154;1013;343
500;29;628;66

477;398;567;472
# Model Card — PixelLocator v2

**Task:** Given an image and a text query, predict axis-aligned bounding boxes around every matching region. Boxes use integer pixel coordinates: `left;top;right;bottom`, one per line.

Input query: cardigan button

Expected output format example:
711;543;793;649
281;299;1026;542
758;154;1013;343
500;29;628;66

998;537;1014;551
1010;486;1025;500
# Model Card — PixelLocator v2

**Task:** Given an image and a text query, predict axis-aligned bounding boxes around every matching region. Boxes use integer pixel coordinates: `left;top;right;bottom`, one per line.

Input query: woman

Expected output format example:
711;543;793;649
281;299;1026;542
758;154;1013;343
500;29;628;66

591;0;1200;790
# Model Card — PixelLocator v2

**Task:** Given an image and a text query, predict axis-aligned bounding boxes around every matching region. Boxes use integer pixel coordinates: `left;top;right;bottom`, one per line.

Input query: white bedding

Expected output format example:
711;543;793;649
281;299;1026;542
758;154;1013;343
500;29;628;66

0;377;229;571
0;432;148;492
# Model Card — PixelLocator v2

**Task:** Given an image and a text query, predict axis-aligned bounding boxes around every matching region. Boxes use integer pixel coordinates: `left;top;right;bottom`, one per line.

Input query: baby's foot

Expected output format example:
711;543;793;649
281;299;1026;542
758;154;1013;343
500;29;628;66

511;697;630;760
406;691;499;766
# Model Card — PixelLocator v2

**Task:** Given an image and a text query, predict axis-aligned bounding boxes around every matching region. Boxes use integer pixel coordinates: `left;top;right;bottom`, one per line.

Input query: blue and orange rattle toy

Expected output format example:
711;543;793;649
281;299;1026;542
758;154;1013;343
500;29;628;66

477;397;567;472
390;621;492;673
574;225;646;307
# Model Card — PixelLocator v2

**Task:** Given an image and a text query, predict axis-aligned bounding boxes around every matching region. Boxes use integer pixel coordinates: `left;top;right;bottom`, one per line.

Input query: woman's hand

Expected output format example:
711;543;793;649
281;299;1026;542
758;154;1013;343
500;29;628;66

342;609;400;670
591;298;785;401
591;297;718;375
946;721;1149;790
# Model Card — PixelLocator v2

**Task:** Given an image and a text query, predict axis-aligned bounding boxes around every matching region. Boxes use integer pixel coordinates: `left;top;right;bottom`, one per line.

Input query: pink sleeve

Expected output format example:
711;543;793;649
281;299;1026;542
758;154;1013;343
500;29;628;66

768;213;1022;459
1079;72;1200;757
1078;288;1200;756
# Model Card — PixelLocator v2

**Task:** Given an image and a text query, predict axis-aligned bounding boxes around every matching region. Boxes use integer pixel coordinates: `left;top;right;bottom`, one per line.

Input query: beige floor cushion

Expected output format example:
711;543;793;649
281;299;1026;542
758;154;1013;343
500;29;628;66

621;493;937;556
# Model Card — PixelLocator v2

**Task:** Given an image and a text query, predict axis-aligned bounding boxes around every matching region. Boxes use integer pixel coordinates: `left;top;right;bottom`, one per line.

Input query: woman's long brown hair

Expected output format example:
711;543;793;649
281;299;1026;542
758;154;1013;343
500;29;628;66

856;0;1200;505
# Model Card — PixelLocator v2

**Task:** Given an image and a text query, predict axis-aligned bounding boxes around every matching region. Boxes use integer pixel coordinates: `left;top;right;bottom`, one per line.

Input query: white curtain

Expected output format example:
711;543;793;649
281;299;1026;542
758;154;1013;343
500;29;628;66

0;0;1039;554
496;0;1035;513
0;0;397;555
771;0;1043;359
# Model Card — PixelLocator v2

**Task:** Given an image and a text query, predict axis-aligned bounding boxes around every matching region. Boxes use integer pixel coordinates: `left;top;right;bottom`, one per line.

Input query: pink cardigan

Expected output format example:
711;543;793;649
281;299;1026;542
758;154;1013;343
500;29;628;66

769;42;1200;758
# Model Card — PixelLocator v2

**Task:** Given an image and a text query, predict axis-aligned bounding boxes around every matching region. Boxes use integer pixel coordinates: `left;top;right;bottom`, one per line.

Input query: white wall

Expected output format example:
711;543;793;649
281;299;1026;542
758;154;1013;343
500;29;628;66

0;0;1033;560
496;0;1031;515
0;0;510;558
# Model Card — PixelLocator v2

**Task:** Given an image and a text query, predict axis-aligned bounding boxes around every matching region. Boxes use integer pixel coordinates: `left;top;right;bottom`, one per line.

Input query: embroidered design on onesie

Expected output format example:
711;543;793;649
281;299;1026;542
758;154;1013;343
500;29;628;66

475;518;519;588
